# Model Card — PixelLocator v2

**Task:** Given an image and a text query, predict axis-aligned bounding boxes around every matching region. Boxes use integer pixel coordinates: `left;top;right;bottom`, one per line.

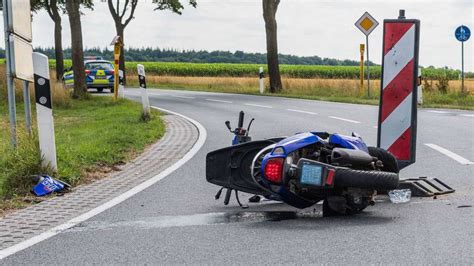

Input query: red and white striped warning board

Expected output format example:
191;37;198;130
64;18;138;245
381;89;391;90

378;18;420;169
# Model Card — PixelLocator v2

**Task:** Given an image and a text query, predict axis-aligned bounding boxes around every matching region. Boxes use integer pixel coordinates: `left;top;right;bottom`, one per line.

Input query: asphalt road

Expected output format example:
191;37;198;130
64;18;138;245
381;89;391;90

3;89;473;264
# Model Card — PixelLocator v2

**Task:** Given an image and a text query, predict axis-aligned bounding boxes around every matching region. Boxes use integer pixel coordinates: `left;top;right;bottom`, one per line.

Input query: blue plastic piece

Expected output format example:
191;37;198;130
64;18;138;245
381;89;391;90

329;134;368;152
32;176;66;197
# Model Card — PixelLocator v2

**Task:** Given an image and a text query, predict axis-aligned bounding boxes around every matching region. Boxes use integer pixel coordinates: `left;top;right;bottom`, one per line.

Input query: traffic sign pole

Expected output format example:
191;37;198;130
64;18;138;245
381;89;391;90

462;41;464;93
366;35;370;97
3;0;17;147
355;11;378;99
23;80;32;135
359;44;365;96
455;25;471;94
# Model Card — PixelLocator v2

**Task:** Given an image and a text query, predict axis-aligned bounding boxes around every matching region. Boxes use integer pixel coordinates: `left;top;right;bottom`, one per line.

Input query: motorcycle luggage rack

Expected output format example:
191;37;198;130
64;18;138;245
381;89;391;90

398;177;455;197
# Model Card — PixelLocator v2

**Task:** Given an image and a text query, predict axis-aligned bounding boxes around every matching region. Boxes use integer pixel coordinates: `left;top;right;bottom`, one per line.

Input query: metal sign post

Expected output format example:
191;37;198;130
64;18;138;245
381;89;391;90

33;53;57;172
355;12;379;98
110;36;122;101
2;0;34;147
23;80;32;135
359;44;365;96
3;0;17;147
455;25;471;94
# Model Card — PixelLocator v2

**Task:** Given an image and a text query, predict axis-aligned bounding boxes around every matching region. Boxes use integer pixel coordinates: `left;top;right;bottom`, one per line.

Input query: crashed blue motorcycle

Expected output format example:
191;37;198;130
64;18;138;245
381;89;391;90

206;111;400;215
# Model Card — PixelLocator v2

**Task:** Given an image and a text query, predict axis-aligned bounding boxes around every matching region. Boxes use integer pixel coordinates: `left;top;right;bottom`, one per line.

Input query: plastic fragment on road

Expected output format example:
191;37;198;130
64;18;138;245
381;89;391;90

388;189;411;203
31;175;71;197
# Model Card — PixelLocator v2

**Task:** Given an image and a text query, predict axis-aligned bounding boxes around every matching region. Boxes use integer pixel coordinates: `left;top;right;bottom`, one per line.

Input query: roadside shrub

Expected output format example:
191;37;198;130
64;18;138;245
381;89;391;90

0;131;53;199
435;74;450;94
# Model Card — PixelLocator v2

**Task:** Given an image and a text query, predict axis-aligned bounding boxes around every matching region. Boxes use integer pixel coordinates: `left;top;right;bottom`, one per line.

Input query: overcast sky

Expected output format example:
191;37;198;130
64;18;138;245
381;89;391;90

1;0;473;71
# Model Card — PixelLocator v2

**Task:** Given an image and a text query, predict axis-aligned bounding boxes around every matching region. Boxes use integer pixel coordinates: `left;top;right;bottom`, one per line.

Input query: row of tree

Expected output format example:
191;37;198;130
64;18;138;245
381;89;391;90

24;47;368;66
1;1;299;95
15;0;197;99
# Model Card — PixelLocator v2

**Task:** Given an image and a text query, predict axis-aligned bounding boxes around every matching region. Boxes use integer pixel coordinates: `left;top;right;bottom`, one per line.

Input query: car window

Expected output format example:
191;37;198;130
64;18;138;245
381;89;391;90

85;62;114;71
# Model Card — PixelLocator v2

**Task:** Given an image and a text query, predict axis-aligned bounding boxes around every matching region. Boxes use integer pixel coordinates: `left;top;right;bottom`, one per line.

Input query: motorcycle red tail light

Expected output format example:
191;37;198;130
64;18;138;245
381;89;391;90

326;169;335;185
264;158;284;184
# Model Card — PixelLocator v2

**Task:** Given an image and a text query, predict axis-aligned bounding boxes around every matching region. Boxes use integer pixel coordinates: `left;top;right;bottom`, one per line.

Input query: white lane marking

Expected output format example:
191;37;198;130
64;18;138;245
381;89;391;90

286;109;318;115
171;95;195;99
0;107;207;260
383;25;415;89
328;116;361;124
427;110;450;114
205;98;233;104
425;143;474;165
459;114;474;118
244;103;273;109
373;126;378;129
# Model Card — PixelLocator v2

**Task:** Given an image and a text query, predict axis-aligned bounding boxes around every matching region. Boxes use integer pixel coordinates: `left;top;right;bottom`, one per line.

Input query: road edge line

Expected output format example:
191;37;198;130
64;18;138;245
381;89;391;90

0;106;207;260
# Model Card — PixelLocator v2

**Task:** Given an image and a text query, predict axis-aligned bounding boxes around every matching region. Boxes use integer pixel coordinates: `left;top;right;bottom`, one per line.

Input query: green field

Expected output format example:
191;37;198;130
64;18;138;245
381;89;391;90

52;60;463;80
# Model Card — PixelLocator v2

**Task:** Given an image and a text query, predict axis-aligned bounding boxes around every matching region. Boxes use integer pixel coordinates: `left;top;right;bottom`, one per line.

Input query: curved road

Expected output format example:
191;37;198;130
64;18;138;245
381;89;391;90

3;89;474;264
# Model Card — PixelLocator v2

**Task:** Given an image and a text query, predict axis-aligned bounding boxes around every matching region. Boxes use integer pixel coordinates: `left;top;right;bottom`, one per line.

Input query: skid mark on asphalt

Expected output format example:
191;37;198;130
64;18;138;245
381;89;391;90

68;212;303;232
244;103;273;108
328;116;361;124
206;98;233;104
286;109;318;115
425;143;474;165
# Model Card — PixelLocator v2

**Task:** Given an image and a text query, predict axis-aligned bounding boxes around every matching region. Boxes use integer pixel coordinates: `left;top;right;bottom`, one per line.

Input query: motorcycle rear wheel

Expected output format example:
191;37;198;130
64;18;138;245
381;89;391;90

368;147;399;173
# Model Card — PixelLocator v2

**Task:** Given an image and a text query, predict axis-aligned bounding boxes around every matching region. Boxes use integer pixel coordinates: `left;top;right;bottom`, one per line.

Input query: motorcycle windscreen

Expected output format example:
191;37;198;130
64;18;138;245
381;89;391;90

206;140;278;196
378;19;420;170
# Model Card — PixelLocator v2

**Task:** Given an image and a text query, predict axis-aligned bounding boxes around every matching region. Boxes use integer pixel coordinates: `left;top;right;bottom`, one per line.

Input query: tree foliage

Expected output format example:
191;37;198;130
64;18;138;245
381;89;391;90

28;47;374;66
106;0;197;84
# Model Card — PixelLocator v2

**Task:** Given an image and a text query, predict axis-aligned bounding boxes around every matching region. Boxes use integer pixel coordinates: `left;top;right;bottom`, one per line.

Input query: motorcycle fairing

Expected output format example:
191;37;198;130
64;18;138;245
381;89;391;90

206;139;282;196
329;134;368;152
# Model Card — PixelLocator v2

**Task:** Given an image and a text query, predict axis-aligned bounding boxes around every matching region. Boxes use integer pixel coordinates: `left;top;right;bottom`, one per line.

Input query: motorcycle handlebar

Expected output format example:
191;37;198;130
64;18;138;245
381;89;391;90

238;111;244;128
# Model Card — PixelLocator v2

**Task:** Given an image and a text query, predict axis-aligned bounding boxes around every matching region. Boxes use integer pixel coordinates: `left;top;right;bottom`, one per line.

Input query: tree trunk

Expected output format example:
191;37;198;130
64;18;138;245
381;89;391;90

263;0;282;93
116;24;127;85
53;19;64;81
66;0;87;98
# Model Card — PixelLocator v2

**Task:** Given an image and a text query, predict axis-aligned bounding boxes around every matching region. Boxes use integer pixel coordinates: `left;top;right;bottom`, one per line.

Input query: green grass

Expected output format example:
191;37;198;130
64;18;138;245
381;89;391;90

49;59;465;80
128;79;473;110
0;96;165;200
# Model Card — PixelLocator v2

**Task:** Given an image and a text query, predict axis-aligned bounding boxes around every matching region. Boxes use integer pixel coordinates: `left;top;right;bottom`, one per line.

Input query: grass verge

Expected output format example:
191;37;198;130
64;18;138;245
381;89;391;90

0;96;165;215
126;75;474;110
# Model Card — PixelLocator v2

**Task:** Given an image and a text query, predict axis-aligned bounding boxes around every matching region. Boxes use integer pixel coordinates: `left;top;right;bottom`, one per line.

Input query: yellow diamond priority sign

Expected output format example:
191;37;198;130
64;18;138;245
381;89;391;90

355;12;379;36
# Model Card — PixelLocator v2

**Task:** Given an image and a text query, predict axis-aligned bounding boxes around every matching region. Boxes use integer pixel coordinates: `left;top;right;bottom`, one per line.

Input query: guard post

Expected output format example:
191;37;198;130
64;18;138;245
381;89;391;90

137;64;150;117
118;69;125;98
378;10;420;169
417;67;423;105
33;52;58;172
110;36;122;101
259;67;264;94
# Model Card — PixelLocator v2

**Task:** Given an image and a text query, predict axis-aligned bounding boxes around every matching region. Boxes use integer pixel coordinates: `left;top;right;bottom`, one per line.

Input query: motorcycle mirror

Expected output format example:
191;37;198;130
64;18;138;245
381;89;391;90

246;118;255;136
225;121;232;131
